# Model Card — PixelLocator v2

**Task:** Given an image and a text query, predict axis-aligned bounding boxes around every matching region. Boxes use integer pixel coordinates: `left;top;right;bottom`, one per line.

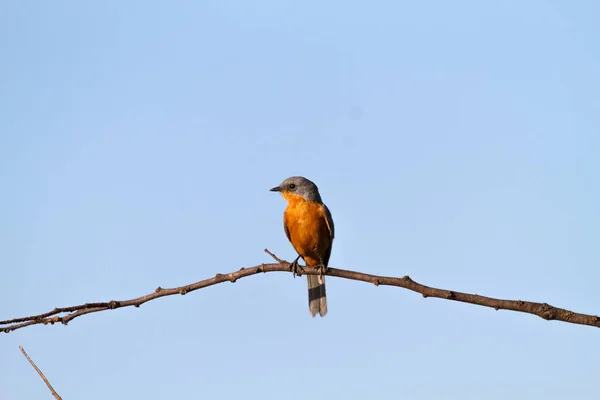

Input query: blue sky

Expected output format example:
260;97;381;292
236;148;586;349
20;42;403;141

1;1;599;399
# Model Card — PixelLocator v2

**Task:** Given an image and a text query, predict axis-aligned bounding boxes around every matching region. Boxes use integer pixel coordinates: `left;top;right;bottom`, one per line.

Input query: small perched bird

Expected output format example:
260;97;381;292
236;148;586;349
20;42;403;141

270;176;334;317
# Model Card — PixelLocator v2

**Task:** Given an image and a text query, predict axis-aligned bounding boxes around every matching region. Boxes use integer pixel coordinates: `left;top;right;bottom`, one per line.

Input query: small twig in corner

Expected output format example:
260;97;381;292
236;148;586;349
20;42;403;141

19;346;63;400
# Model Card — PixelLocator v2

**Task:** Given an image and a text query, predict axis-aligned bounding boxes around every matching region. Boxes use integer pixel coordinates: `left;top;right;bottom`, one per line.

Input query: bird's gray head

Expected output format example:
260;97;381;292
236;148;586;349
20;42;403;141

270;176;322;203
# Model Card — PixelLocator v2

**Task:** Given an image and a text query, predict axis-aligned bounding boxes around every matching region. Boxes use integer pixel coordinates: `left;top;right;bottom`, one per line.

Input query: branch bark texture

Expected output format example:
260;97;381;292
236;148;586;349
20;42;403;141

2;249;598;332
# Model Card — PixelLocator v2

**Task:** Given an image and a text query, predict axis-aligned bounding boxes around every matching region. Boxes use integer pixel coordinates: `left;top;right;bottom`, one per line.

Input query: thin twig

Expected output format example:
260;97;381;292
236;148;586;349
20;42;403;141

2;249;599;332
264;248;285;263
19;346;62;400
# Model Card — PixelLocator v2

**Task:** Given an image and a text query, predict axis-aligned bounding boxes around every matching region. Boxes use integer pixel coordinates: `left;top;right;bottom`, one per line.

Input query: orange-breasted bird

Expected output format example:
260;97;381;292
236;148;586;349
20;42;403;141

270;176;334;317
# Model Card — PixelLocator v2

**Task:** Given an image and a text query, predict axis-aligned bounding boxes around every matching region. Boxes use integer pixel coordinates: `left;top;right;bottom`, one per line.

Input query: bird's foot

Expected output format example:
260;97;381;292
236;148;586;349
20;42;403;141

289;256;305;278
313;263;329;277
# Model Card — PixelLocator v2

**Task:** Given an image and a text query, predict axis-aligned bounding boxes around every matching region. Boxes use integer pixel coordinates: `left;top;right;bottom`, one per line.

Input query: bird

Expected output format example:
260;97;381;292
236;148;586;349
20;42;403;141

270;176;334;317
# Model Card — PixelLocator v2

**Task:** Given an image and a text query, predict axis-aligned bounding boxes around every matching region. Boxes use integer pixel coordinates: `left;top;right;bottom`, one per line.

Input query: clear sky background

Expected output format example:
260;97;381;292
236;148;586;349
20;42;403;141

1;1;599;399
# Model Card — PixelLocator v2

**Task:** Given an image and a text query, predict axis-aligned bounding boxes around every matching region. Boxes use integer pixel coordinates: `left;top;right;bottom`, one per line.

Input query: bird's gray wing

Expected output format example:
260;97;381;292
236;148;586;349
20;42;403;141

321;204;334;267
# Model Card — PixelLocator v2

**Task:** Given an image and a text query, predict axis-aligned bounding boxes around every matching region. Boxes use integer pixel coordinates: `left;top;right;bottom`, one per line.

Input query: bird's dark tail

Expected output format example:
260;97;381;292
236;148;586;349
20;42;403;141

307;275;327;317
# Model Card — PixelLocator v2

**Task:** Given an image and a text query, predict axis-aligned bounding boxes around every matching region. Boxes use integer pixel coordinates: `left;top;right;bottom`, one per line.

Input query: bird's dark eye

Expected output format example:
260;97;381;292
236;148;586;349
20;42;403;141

288;183;296;190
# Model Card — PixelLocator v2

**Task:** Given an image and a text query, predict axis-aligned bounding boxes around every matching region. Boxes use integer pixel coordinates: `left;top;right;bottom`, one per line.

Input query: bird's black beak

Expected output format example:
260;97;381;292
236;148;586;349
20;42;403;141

270;186;282;192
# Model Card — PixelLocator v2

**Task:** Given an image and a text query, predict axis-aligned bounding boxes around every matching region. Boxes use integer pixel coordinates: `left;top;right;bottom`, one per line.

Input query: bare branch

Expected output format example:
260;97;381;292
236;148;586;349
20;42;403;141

2;249;599;332
19;346;62;400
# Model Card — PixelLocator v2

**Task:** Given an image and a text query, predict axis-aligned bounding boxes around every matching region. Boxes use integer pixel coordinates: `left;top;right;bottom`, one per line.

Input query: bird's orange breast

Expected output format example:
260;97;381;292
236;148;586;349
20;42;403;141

283;193;331;267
